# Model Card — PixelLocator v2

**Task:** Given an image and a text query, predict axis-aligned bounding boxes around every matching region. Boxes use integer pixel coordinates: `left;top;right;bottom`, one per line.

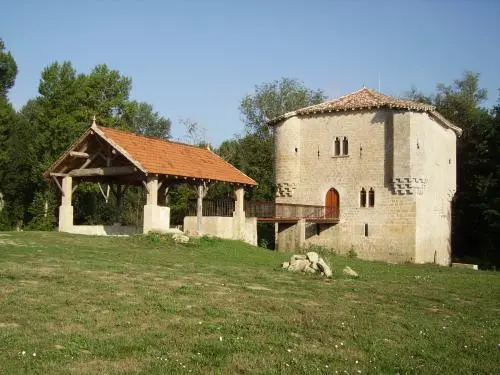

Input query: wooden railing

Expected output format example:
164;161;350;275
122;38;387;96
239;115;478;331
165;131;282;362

187;199;235;217
244;201;338;220
186;199;338;220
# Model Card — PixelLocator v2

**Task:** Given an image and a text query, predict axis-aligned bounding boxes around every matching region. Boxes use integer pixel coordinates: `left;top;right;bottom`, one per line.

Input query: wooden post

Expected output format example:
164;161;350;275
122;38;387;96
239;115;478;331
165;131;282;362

113;184;127;224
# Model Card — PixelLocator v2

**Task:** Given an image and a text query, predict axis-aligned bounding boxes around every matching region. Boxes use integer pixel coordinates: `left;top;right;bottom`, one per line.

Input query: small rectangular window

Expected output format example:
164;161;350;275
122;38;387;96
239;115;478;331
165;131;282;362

360;188;366;207
369;188;375;207
364;223;369;237
334;137;340;156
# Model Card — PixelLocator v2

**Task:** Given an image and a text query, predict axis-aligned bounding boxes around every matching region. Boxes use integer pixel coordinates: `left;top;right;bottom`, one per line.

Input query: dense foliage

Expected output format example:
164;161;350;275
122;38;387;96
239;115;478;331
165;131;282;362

0;38;498;265
0;39;170;230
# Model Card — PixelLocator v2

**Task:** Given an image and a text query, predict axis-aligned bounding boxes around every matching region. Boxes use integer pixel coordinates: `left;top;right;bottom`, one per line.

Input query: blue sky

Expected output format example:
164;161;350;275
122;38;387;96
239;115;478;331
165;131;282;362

2;0;499;145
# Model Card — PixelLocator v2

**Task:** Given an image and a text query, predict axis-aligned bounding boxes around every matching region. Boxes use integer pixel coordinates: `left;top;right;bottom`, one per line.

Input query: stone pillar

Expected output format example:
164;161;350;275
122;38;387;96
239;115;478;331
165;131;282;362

234;187;244;217
276;219;305;252
196;184;204;235
233;186;246;240
143;176;162;234
58;176;73;232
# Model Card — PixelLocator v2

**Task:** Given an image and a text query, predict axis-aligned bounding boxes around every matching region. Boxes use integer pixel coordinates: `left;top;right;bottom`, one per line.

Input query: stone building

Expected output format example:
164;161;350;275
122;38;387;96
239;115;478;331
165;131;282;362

268;88;462;265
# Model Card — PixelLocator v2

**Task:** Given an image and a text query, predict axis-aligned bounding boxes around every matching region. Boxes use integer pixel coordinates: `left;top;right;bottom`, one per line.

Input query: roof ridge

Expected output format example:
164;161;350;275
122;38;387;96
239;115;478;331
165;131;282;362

97;125;210;151
337;86;370;101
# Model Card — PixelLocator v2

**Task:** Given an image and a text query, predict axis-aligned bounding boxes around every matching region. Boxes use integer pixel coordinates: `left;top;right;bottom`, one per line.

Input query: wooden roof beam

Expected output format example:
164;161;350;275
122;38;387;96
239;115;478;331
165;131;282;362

69;151;89;158
69;166;136;177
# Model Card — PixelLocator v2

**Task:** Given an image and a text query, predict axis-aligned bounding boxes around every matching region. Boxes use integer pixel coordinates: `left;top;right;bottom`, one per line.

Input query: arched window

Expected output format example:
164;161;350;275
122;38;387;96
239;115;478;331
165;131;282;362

369;188;375;207
334;137;340;156
342;137;349;155
360;188;366;207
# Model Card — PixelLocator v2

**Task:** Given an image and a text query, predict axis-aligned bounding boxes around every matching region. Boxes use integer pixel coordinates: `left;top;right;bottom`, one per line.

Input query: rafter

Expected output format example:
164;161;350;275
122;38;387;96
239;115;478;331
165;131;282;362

69;166;136;177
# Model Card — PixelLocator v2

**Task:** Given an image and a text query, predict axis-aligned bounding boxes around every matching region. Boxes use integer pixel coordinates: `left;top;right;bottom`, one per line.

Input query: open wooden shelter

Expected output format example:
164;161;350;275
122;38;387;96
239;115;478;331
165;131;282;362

44;119;257;236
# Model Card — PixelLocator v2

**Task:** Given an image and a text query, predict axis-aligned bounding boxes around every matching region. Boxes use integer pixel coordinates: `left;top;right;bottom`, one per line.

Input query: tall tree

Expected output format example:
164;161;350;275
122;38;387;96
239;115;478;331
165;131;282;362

129;101;171;139
240;77;326;139
221;78;326;200
0;39;20;228
0;38;17;99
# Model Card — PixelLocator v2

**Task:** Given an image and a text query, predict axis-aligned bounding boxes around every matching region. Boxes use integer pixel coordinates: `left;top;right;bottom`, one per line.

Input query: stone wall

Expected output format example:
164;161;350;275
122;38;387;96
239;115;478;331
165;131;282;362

273;109;456;264
183;216;257;246
68;225;139;236
410;112;456;265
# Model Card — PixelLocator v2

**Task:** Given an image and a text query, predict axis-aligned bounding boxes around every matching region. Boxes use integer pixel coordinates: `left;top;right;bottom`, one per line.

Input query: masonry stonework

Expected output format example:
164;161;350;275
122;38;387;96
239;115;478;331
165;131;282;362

273;108;457;265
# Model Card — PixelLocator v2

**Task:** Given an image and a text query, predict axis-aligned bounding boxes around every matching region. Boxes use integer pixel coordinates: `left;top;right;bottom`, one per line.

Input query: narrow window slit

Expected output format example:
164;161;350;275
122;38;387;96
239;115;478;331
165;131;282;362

334;137;340;156
369;188;375;207
360;188;366;207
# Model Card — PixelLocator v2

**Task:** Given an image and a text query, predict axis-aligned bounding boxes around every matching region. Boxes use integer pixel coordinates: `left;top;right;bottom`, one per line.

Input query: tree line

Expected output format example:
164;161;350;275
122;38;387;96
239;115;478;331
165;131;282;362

0;39;498;266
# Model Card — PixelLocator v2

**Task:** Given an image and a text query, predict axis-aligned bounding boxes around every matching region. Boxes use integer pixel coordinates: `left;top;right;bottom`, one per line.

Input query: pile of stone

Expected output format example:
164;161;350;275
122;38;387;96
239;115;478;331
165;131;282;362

172;233;189;243
281;251;332;278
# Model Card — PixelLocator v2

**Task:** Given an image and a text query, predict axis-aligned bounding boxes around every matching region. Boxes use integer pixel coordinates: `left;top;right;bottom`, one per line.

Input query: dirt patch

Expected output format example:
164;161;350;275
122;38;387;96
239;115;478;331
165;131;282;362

0;239;21;246
300;300;321;307
427;305;452;315
246;285;272;291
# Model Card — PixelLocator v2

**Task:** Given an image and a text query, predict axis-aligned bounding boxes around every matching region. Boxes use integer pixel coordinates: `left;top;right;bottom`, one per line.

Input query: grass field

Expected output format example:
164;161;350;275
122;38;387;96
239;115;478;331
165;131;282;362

0;232;498;374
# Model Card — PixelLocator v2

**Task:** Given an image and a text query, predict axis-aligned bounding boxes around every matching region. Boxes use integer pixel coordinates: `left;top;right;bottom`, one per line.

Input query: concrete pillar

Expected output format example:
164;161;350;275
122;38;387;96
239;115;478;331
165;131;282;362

58;176;73;232
143;176;170;233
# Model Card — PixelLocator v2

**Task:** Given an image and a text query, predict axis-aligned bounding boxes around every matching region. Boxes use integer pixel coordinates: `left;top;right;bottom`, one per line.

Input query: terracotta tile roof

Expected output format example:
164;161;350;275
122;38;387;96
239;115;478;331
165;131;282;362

96;126;257;185
268;87;462;135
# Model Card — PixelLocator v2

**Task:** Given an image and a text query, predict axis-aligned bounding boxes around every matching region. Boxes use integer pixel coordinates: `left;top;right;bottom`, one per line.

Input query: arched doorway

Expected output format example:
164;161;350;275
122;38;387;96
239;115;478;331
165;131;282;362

325;188;339;219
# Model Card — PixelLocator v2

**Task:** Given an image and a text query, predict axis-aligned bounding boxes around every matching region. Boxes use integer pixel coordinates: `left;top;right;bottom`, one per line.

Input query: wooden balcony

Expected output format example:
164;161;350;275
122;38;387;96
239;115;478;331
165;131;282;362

186;199;339;224
244;201;339;223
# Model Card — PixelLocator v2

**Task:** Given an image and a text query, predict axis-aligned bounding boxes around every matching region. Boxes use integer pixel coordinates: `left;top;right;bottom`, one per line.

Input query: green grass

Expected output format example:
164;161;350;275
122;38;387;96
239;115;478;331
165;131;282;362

0;232;499;374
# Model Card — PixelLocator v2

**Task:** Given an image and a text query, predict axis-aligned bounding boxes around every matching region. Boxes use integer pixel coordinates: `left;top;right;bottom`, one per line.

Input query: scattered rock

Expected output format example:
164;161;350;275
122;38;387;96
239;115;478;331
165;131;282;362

304;266;316;274
343;266;359;278
317;258;333;278
172;233;189;243
306;252;319;263
288;259;309;272
282;254;332;278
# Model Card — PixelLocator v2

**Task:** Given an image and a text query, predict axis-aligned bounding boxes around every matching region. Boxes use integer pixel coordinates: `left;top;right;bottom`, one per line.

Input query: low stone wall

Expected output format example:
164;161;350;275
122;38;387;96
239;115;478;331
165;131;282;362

244;217;258;246
67;225;140;236
183;216;257;246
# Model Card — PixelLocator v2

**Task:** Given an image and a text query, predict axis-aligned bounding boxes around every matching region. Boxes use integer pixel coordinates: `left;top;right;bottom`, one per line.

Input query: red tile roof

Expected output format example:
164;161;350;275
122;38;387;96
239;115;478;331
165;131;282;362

268;87;462;135
96;126;256;185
